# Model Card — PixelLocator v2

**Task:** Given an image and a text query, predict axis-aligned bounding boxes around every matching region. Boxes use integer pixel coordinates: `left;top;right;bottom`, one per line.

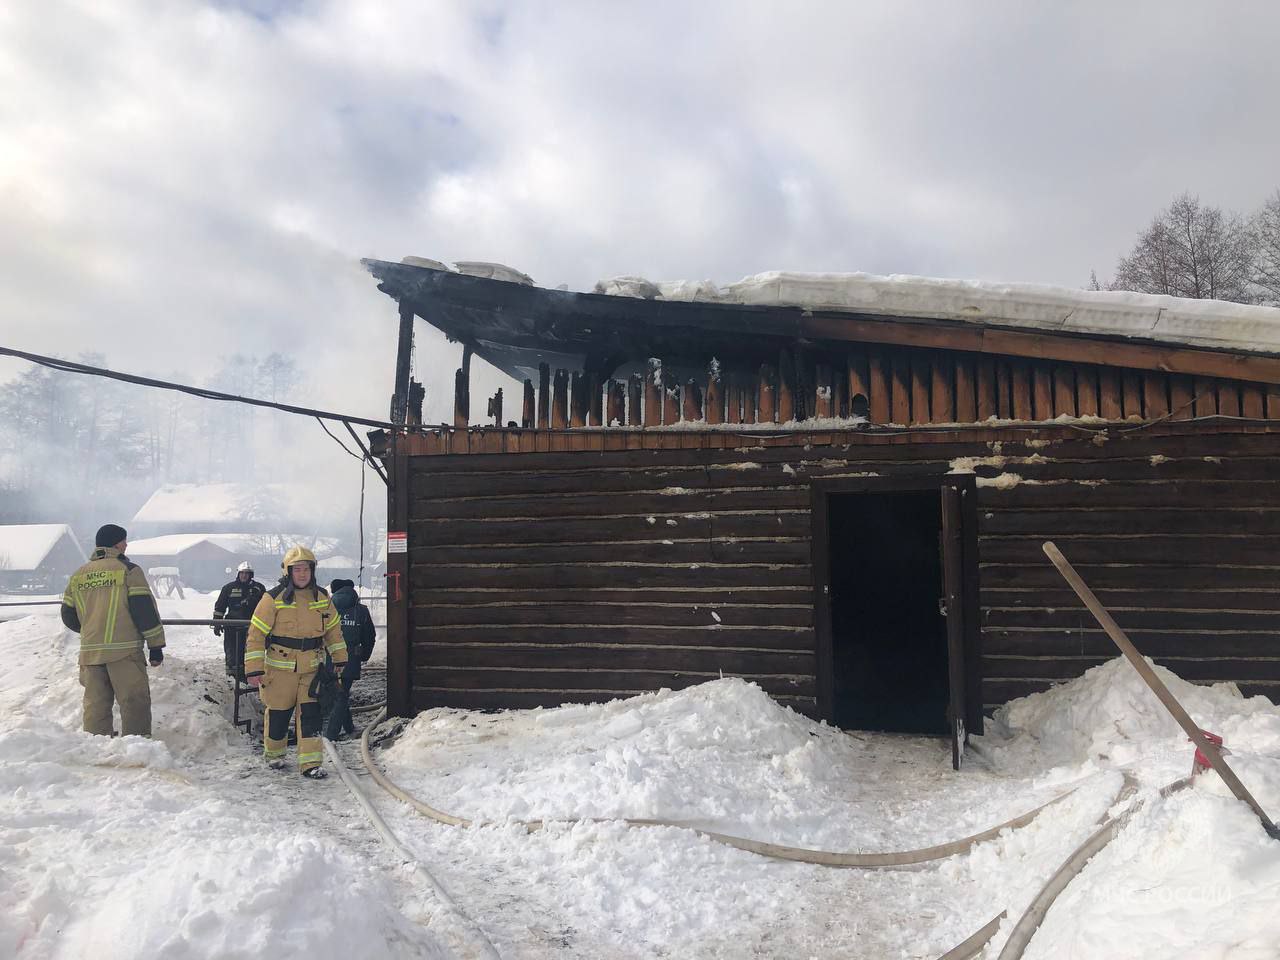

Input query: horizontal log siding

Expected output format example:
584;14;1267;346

405;424;1280;718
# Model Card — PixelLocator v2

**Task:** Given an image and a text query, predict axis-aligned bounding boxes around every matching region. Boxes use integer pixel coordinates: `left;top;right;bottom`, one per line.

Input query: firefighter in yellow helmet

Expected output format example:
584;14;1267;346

243;545;347;778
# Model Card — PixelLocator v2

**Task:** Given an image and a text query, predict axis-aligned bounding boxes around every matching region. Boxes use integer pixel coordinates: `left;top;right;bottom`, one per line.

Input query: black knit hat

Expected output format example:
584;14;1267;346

95;523;128;548
329;578;355;593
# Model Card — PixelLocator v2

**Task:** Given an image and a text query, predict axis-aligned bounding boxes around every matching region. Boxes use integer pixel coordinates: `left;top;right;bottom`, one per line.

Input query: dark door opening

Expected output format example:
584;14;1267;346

827;489;949;734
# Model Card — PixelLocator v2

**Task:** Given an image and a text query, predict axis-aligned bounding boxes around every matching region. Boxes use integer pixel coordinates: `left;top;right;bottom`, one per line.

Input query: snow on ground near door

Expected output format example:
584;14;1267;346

3;600;1280;960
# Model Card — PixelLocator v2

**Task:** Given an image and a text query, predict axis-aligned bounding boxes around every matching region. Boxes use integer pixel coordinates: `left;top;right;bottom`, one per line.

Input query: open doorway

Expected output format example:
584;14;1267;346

827;490;948;733
813;476;980;745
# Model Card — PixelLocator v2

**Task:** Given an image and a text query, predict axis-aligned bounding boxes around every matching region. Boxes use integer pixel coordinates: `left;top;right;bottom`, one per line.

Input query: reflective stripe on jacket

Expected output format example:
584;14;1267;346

61;547;166;666
243;580;347;678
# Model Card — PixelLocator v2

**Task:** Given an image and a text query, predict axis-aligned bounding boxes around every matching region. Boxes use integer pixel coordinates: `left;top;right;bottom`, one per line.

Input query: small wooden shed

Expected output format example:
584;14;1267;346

364;259;1280;748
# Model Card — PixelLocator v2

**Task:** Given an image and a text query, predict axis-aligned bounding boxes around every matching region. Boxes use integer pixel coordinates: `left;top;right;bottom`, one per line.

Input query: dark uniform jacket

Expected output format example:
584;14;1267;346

213;577;266;628
331;585;376;681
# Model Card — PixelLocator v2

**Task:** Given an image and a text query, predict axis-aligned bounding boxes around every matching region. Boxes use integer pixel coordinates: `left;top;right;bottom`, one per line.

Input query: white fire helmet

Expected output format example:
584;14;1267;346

237;561;253;575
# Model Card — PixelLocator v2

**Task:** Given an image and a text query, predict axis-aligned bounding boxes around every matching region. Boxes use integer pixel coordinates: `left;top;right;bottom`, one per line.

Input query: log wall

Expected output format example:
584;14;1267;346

401;424;1280;717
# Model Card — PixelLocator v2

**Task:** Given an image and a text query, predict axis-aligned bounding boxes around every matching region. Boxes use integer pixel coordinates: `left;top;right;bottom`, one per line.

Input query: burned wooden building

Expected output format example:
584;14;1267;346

365;258;1280;747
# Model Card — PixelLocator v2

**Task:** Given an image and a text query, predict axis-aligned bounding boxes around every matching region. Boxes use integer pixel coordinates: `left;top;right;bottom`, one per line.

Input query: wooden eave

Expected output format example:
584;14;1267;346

364;259;1280;386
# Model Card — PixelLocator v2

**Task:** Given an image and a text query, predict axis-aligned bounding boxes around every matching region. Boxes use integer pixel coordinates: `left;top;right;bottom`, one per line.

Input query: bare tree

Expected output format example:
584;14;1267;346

1253;190;1280;304
1111;193;1256;303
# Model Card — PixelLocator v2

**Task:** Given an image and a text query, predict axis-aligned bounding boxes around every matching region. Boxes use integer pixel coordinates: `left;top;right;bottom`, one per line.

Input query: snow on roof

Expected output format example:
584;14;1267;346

126;533;341;560
0;524;83;571
131;483;293;526
316;555;358;568
594;270;1280;354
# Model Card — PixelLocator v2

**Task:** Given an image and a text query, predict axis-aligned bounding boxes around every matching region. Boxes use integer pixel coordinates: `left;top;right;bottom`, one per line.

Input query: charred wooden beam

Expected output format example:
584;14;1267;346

644;359;663;427
522;378;535;429
607;379;626;427
390;300;415;425
627;373;643;426
538;362;550;429
683;379;703;422
486;388;503;427
453;368;468;428
705;362;724;425
407;379;425;427
587;372;603;426
757;364;776;423
552;368;569;428
778;350;796;423
815;363;833;418
570;371;587;428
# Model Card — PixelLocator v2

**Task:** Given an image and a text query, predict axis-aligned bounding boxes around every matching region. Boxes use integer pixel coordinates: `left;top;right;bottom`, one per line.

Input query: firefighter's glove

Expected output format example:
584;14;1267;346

149;647;164;666
212;624;222;637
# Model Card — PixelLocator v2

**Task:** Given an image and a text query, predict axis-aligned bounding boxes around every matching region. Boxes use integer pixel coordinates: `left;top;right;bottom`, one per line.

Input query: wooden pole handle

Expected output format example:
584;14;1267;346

1042;541;1279;840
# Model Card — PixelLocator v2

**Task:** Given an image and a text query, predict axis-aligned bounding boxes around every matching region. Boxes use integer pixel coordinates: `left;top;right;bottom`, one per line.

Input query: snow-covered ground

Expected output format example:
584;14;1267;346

3;598;1280;959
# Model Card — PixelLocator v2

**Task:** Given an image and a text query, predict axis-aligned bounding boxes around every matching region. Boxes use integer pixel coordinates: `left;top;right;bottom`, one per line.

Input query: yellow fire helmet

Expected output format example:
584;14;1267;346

281;545;317;571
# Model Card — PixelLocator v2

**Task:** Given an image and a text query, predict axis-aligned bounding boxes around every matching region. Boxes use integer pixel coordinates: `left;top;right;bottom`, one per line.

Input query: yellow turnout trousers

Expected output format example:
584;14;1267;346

80;649;152;737
260;645;323;772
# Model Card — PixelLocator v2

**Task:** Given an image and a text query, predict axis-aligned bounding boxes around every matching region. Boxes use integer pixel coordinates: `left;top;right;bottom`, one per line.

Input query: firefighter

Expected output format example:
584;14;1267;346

212;561;265;678
243;545;347;778
60;524;166;737
322;578;377;740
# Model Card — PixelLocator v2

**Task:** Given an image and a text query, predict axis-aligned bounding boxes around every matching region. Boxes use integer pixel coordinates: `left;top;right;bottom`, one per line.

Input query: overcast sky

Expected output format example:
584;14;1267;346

2;0;1278;426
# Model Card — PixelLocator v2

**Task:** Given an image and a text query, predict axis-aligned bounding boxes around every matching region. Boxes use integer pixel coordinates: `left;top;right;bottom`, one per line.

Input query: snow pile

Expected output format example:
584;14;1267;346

981;658;1280;783
385;678;1087;850
0;609;447;960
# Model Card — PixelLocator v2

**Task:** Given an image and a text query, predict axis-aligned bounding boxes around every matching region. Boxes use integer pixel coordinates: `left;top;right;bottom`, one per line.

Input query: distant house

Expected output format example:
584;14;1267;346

126;533;342;591
0;524;86;592
130;483;314;536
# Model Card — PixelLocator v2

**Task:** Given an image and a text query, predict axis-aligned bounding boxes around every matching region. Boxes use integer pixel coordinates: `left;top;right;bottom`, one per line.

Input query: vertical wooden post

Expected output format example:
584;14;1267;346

522;379;535;429
569;371;587;428
933;356;956;423
705;362;723;425
453;368;469;428
910;353;931;425
976;358;997;421
868;349;890;423
406;380;424;427
1053;366;1076;418
758;364;776;423
487;388;503;427
1243;384;1266;419
1007;361;1030;421
552;369;569;428
385;435;411;717
537;362;550;429
955;357;977;422
644;359;663;427
628;373;643;426
1192;377;1217;418
1143;373;1170;419
390;300;415;425
994;361;1011;420
683;379;702;422
815;363;834;418
778;350;796;423
1097;367;1121;420
1217;380;1242;418
1121;370;1144;419
664;384;680;425
1031;364;1053;421
1076;367;1099;417
588;372;603;426
1170;376;1195;420
892;352;912;424
607;380;626;426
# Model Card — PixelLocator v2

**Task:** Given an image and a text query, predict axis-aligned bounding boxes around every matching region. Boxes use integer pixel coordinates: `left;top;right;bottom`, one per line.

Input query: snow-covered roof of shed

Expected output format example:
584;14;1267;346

593;271;1280;355
0;524;83;571
132;483;293;526
126;533;340;559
